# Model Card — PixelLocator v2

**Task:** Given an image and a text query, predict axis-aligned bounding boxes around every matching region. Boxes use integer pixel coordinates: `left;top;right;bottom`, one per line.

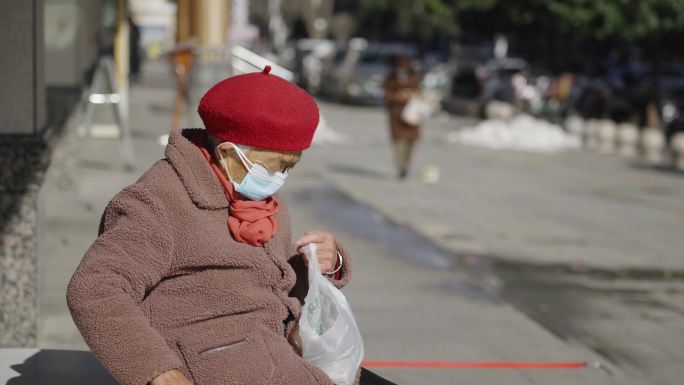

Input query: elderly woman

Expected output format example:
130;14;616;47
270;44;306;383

67;68;393;385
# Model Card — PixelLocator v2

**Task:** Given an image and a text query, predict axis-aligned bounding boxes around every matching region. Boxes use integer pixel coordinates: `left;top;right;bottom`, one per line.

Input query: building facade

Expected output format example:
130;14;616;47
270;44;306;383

0;0;105;347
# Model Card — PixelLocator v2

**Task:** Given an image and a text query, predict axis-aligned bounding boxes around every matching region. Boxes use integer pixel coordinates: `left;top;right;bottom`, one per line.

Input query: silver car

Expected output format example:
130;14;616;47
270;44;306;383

320;40;416;105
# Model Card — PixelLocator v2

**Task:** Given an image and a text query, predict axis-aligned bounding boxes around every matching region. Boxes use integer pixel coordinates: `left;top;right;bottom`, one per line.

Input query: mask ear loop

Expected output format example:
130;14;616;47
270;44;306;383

234;146;286;182
231;145;279;181
232;144;283;182
232;144;255;168
217;142;285;183
215;143;242;183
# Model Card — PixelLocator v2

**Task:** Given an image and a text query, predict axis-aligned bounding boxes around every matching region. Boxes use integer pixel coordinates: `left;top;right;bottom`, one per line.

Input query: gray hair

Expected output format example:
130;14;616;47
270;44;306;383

205;134;223;153
206;134;251;154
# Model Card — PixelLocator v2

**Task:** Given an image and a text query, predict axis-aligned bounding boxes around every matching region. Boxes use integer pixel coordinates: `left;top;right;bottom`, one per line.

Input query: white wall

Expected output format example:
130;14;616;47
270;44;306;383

44;0;104;86
0;0;45;134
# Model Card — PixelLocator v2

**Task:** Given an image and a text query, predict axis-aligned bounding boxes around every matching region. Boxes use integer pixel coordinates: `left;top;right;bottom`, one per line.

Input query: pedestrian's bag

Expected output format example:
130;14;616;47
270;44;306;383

299;243;364;385
401;95;431;126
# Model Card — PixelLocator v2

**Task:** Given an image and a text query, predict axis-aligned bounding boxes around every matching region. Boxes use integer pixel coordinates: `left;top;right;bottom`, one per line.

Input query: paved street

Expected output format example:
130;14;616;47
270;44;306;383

31;61;684;385
304;103;684;272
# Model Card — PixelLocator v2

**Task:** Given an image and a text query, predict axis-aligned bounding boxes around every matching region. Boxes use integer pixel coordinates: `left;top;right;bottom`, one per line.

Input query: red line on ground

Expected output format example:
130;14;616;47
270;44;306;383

362;361;589;369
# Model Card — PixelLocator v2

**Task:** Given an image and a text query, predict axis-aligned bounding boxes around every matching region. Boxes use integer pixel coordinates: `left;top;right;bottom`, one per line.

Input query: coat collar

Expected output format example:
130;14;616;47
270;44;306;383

165;128;230;210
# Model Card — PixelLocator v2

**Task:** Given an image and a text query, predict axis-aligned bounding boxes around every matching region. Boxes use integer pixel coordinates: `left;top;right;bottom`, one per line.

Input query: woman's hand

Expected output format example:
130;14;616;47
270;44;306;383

149;369;193;385
296;231;338;274
398;89;413;103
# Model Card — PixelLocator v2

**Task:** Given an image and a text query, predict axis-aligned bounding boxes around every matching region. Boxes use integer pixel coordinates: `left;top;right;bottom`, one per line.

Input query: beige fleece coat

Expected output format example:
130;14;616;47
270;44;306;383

383;71;421;141
66;129;356;385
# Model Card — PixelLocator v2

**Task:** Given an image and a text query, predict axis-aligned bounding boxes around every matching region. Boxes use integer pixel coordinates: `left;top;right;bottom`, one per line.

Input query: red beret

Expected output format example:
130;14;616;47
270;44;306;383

198;66;319;151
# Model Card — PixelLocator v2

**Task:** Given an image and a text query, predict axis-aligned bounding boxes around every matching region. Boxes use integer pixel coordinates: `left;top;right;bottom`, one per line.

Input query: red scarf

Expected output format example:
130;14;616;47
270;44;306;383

192;132;279;247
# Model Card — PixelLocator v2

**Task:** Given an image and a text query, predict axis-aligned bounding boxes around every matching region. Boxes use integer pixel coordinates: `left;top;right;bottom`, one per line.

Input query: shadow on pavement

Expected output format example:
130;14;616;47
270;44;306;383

629;162;684;178
77;159;117;172
327;164;392;180
286;183;683;381
286;185;452;270
6;350;117;385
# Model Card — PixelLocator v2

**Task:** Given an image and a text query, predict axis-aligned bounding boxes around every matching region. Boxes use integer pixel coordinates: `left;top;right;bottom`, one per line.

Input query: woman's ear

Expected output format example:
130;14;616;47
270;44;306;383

230;156;249;184
215;145;249;183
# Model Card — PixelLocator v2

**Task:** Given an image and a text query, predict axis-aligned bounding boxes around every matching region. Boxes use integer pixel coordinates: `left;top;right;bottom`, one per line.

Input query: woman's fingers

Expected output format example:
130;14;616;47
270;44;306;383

296;231;337;273
149;369;193;385
295;231;328;248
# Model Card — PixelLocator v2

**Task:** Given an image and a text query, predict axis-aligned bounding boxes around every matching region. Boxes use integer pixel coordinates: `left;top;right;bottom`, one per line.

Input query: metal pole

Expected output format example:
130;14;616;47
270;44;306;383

114;0;135;168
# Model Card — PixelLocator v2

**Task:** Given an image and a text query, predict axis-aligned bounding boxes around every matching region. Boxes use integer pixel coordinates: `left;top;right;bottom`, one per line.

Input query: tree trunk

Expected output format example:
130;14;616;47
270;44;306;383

646;40;662;129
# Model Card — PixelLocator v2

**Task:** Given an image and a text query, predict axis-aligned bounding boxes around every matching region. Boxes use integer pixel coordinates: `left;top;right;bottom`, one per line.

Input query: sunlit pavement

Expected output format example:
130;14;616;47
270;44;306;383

33;60;683;385
291;102;684;385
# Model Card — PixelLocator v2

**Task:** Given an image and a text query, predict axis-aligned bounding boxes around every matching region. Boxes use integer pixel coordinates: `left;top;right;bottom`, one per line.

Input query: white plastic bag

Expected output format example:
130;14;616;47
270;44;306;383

401;94;431;126
299;243;364;385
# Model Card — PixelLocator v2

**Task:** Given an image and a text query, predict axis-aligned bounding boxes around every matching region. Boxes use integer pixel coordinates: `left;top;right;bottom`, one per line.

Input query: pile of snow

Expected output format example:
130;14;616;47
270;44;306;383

447;114;581;153
312;115;348;145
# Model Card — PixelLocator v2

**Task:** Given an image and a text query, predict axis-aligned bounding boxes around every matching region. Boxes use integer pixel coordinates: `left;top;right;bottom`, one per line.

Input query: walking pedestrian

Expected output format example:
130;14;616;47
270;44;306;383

383;54;421;180
66;67;395;385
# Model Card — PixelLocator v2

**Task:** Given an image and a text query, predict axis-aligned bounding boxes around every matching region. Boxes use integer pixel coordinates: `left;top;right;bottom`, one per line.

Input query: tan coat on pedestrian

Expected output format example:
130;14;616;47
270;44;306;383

66;129;356;385
383;70;421;141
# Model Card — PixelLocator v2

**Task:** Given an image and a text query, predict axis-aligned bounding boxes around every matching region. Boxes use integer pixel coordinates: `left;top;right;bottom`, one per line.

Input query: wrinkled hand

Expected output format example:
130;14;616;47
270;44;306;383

149;369;193;385
296;231;338;274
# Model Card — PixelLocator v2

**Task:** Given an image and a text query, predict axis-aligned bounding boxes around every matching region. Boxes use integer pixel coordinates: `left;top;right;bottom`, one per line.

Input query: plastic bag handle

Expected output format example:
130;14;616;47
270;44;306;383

304;243;321;276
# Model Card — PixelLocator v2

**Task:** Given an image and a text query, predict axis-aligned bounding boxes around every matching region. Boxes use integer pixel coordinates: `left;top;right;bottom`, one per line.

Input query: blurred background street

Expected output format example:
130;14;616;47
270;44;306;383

2;1;684;385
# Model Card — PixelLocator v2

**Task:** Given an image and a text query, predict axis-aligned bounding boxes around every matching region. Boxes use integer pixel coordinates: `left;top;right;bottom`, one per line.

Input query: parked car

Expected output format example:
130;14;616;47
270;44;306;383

442;58;527;117
440;66;483;117
292;39;335;93
662;87;684;144
319;39;416;105
479;58;527;104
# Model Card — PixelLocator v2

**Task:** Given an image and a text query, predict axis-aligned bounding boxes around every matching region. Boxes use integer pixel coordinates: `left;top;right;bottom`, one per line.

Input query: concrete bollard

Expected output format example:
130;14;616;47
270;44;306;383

672;132;684;170
641;127;666;163
617;123;639;157
564;115;585;139
485;101;515;121
585;119;600;151
597;119;617;154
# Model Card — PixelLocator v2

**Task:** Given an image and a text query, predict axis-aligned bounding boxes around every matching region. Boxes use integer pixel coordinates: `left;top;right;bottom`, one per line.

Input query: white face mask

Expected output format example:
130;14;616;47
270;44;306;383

216;143;288;201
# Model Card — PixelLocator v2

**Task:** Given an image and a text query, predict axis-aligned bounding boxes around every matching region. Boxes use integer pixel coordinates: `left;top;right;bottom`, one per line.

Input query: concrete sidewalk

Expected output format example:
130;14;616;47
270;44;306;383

294;103;684;272
34;60;647;385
